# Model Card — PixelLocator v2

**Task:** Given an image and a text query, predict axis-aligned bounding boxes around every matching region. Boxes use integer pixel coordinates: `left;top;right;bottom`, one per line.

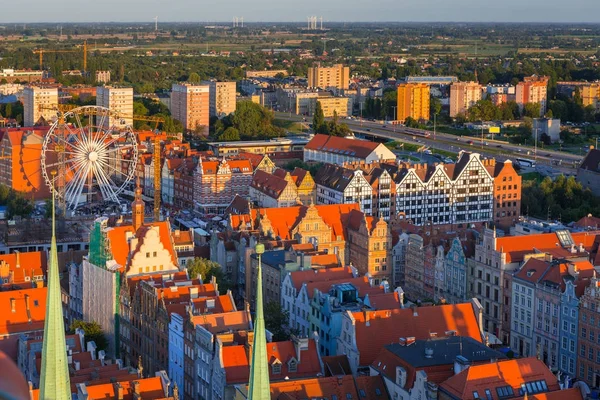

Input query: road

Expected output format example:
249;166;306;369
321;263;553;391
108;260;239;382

276;113;581;176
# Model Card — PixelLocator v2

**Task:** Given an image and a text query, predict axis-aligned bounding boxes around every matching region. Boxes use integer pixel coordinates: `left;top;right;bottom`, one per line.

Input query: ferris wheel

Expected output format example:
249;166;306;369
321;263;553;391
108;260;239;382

40;105;138;211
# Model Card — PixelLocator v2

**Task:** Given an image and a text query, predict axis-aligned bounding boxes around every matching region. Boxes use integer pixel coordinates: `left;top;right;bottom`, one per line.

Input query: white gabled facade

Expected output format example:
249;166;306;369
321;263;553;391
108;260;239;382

316;170;373;215
281;274;313;337
395;153;493;226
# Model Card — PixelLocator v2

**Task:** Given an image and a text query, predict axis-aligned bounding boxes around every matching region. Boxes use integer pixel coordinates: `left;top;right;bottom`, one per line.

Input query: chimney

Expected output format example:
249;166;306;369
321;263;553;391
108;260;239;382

114;382;124;400
10;298;15;313
24;294;31;322
412;304;418;317
132;381;141;398
454;355;471;375
364;310;370;327
74;360;81;371
189;287;198;299
406;337;416;346
15;251;20;268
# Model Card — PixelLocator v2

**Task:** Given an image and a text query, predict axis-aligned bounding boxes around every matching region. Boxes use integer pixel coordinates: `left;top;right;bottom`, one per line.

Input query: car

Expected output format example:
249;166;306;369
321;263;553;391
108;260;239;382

382;125;387;128
366;128;371;132
467;140;474;145
545;153;552;157
496;145;502;148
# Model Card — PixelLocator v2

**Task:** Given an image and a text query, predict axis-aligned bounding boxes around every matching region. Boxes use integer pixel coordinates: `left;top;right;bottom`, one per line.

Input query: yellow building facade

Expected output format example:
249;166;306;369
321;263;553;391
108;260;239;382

396;83;430;122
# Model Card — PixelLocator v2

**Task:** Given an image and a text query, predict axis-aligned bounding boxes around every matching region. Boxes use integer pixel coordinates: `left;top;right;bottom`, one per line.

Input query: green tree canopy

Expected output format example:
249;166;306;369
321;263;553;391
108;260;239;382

229;101;283;138
523;103;542;119
186;257;232;294
188;72;201;83
312;101;326;134
220;126;240;141
264;301;294;341
69;320;108;351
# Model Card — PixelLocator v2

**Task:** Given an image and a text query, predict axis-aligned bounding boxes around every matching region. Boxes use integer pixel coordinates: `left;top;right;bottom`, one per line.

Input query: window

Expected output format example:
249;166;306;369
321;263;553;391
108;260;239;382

473;391;480;399
272;362;282;374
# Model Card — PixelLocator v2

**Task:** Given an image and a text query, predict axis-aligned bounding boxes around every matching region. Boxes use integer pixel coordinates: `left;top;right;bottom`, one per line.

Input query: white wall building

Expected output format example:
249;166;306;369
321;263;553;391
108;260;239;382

23;86;58;127
96;86;134;128
304;134;396;164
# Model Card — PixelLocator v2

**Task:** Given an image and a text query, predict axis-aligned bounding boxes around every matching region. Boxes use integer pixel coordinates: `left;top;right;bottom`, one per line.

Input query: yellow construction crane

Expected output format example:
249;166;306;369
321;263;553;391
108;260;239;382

153;135;161;222
33;41;88;72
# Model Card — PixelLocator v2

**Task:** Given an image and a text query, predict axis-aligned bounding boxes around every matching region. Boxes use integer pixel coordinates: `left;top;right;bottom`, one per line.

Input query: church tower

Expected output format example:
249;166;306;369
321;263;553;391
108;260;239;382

247;243;270;399
39;185;71;400
132;177;145;231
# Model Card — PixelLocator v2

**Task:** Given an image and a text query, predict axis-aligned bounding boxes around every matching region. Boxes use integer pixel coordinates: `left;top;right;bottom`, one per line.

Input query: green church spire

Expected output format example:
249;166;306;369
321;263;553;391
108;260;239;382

39;183;71;400
248;243;270;399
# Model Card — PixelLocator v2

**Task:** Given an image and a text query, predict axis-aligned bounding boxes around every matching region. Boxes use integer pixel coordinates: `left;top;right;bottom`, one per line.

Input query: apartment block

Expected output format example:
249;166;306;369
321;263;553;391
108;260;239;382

450;81;483;118
96;86;134;128
515;75;549;117
307;64;350;90
582;82;600;111
577;274;600;387
95;70;111;84
396;83;430;122
170;83;210;135
206;80;237;117
23;85;58;127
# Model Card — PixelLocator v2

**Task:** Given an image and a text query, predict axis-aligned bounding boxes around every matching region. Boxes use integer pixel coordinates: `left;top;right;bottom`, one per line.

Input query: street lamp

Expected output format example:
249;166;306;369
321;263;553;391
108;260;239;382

392;106;397;133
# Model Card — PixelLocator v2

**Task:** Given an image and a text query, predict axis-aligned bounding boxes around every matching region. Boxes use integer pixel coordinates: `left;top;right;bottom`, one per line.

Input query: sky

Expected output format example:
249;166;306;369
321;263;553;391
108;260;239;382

1;0;600;23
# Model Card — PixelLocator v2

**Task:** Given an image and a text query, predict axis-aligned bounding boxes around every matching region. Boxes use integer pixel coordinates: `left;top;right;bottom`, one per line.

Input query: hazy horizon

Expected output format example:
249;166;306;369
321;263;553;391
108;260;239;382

2;0;600;24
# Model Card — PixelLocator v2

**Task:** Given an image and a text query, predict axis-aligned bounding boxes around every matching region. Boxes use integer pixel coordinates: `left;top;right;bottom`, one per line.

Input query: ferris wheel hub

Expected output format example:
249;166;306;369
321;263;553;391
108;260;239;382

88;151;99;162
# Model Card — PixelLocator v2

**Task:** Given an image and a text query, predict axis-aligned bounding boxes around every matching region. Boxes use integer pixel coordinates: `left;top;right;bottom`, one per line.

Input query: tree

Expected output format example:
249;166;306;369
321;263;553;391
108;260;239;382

264;301;294;341
430;97;442;119
523;103;542;119
133;101;149;116
186;257;223;282
220;127;240;141
230;101;283;138
188;72;201;83
312;101;326;134
69;320;108;351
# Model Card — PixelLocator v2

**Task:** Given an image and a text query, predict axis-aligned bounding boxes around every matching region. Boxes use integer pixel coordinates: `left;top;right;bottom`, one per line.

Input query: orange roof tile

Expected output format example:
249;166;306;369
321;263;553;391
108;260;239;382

269;375;360;400
191;294;236;314
305;134;380;159
309;254;340;268
367;291;402;310
230;203;360;242
222;339;322;384
440;357;560;400
172;229;193;245
83;376;168;400
0;287;46;337
496;231;600;263
191;310;251;334
106;221;178;269
288;266;356;293
251;169;290;199
0;251;47;285
351;303;482;366
200;159;253;175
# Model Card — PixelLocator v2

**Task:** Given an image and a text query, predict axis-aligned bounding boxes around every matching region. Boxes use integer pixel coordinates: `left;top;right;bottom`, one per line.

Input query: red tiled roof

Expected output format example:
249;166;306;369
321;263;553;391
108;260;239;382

251;169;290;200
191;294;236;314
222;339;322;384
191;310;251;334
270;375;386;400
440;357;560;400
107;221;178;269
309;254;340;268
200;159;253;175
367;291;402;310
0;287;46;336
305;134;379;159
230;203;361;242
83;376;168;400
288;266;356;293
0;251;47;286
575;214;600;229
496;231;600;263
351;303;482;366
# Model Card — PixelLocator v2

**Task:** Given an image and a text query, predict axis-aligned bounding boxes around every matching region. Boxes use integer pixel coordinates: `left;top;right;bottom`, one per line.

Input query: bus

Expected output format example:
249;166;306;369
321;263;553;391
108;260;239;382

515;158;536;168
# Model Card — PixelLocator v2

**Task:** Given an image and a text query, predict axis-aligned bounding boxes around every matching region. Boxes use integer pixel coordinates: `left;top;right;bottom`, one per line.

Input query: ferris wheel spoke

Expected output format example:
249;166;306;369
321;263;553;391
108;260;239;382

63;160;89;200
95;166;116;202
68;163;91;210
97;167;120;202
64;125;85;149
